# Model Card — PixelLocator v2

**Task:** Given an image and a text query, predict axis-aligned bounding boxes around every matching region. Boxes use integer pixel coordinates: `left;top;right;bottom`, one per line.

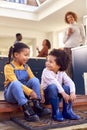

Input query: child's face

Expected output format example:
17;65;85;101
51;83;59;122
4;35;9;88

46;55;60;73
14;48;30;65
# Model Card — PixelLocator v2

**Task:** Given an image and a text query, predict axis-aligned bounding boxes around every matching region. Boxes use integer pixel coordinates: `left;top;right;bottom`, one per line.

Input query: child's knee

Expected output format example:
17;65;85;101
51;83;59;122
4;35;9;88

29;77;40;84
10;80;22;89
63;85;70;94
46;84;58;98
48;84;57;91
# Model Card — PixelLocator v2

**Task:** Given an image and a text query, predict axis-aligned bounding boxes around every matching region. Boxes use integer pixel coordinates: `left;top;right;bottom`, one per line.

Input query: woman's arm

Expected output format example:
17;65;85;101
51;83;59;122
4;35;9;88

37;46;48;57
63;29;69;44
79;24;86;44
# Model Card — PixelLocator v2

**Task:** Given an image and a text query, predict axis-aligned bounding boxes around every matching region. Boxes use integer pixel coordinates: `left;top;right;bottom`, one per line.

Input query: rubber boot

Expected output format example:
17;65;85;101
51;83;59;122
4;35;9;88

50;98;64;121
22;103;40;122
62;101;80;120
33;99;51;116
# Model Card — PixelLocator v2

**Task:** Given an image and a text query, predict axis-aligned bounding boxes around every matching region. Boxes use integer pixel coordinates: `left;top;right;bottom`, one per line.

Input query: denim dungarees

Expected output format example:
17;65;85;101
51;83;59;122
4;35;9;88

4;63;41;106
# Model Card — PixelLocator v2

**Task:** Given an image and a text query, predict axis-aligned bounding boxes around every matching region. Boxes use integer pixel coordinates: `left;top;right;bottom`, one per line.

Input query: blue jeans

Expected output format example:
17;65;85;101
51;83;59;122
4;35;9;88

44;84;70;104
4;77;41;106
25;77;41;99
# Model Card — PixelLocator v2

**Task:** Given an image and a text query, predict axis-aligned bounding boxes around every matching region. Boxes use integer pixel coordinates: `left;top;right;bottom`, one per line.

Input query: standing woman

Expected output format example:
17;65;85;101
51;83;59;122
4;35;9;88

63;11;85;77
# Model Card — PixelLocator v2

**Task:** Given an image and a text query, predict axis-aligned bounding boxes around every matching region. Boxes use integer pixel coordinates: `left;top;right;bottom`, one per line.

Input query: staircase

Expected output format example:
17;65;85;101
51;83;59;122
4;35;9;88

0;95;87;130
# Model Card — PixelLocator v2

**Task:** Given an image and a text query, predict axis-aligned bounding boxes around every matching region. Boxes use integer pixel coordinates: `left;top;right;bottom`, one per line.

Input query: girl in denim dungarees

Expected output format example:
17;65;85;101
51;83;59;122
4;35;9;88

4;43;51;122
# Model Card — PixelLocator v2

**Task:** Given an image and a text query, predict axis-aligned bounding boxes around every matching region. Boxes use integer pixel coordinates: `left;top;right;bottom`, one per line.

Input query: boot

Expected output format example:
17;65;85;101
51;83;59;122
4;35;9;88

22;103;40;122
33;99;51;116
62;100;80;120
50;98;64;121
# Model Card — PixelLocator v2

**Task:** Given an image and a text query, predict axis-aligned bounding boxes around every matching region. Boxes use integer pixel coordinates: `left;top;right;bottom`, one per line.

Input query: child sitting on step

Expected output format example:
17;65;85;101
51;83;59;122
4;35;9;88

4;43;51;122
41;48;80;121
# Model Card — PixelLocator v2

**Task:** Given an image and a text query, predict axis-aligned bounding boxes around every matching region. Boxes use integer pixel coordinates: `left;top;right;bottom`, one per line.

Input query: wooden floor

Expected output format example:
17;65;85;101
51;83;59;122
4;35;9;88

0;92;87;130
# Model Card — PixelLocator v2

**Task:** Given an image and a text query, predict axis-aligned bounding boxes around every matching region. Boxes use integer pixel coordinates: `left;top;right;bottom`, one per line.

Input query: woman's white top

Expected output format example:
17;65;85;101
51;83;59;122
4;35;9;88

63;22;85;48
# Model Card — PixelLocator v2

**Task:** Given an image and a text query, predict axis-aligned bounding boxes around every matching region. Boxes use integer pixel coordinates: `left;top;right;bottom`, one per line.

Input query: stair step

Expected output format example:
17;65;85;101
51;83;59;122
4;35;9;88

46;95;87;111
0;95;87;113
0;100;21;113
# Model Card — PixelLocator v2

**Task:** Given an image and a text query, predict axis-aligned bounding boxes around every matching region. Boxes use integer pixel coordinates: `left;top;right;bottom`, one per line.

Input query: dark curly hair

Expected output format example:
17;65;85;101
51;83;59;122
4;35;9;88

64;11;78;24
49;49;70;71
45;39;51;49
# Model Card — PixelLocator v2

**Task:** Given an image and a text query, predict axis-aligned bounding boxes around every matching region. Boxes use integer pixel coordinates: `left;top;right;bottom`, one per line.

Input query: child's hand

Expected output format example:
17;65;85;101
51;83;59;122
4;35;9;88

70;93;76;102
61;92;70;103
29;90;37;99
40;95;45;103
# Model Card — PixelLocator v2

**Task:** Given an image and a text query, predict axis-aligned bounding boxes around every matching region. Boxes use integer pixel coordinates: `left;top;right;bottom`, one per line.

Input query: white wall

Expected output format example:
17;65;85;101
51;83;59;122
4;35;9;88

0;22;60;56
0;26;47;56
